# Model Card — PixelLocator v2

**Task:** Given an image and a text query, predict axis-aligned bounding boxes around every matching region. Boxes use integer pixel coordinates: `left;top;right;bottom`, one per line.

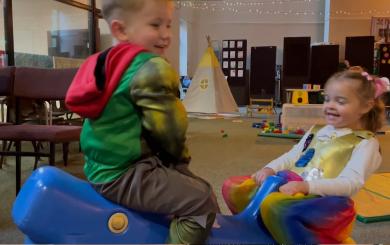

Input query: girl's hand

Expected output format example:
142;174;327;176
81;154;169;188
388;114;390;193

279;181;309;195
251;167;275;185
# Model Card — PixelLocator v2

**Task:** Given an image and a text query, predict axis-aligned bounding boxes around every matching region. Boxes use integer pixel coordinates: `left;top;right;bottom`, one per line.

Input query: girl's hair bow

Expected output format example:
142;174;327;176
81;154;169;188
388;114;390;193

361;72;389;98
361;71;373;81
374;76;390;98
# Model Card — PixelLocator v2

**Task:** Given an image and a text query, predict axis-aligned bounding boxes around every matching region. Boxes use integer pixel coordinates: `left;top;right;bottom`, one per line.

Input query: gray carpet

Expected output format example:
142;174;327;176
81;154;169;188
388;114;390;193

1;117;389;243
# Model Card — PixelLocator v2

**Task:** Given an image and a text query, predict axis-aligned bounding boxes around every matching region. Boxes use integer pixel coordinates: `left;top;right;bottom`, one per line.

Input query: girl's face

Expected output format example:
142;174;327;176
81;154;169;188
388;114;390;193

122;0;173;56
323;79;372;129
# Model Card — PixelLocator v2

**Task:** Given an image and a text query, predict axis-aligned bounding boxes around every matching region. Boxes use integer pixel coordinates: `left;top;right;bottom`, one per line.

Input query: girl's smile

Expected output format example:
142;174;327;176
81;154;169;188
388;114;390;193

323;79;372;130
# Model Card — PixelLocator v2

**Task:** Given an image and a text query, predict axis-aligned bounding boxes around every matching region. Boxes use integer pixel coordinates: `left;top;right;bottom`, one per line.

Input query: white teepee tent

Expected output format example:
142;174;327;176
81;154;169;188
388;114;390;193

183;37;238;114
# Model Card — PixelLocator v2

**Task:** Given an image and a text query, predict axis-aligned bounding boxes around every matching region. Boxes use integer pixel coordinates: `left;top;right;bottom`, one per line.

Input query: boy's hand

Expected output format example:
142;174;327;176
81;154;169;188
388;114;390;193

251;167;275;185
279;181;309;195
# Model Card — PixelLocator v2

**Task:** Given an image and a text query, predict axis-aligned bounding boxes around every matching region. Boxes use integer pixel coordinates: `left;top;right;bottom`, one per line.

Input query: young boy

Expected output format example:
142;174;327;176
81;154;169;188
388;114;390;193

65;0;220;243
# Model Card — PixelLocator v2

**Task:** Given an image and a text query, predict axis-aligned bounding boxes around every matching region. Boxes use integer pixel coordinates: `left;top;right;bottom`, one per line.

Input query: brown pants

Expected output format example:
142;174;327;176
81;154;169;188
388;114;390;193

92;156;220;243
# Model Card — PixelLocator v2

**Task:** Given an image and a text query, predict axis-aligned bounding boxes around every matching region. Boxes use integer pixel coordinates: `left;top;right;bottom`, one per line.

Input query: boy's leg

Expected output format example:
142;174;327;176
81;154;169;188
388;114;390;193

166;164;219;244
167;212;216;244
94;156;220;244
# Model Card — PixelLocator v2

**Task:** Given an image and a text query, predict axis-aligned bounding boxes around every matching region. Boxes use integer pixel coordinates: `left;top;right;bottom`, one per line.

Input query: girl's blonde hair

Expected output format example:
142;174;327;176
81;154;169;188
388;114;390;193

325;67;386;132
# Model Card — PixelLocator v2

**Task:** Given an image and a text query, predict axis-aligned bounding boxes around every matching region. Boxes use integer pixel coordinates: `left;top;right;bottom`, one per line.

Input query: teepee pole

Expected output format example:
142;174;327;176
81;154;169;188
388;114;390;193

206;35;212;47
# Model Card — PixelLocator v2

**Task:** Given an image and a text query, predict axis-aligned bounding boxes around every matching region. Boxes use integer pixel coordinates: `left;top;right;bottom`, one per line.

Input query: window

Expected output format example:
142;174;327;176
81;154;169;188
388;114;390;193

0;0;7;67
179;18;187;76
0;0;5;52
13;0;89;67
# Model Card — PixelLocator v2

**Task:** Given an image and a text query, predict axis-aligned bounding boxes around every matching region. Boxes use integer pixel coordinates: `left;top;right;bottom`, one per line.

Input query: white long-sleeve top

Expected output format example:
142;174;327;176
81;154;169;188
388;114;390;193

265;125;382;197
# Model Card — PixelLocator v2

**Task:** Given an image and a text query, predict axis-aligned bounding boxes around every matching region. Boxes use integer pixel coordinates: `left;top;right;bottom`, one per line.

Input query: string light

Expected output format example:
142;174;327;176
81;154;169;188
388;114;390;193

176;0;322;8
177;0;323;16
176;0;390;17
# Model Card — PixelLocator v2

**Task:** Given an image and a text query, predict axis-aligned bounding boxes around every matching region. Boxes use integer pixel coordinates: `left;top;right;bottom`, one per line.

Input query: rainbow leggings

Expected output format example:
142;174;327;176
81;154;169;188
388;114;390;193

222;171;356;244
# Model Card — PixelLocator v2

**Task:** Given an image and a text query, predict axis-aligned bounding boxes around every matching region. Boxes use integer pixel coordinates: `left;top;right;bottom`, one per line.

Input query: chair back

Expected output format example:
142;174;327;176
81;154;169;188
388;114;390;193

14;67;78;100
0;66;15;96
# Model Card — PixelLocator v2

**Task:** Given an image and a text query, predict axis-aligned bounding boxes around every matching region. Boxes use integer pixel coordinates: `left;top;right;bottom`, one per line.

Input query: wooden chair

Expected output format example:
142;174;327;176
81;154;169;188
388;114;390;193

0;67;81;194
247;98;276;117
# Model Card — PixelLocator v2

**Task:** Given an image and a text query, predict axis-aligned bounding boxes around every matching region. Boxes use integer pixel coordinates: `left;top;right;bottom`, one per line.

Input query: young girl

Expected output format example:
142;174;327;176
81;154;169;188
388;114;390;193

222;68;389;244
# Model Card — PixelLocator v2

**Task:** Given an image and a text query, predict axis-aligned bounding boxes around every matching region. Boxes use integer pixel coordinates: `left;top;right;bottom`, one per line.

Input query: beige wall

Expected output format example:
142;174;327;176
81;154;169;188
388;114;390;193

178;7;199;77
181;0;390;75
191;21;323;73
179;0;325;76
329;0;390;60
165;9;180;71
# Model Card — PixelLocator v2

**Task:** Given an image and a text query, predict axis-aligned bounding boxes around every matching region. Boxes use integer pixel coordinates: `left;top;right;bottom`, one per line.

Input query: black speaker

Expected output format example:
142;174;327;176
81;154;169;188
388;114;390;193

283;37;311;77
310;45;339;87
282;37;311;95
250;46;276;97
345;36;374;73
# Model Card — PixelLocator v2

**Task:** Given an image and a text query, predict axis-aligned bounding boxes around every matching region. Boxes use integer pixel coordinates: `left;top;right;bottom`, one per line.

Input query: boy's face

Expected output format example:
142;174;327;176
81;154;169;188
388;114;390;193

122;0;173;55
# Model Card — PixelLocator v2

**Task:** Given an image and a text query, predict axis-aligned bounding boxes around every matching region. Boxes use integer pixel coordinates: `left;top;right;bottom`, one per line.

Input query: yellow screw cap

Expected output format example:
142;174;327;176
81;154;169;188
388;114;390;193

108;213;128;233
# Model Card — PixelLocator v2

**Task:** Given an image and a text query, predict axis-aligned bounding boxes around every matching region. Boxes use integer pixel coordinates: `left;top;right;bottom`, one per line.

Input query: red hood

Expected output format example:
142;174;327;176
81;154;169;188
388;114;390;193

65;43;144;119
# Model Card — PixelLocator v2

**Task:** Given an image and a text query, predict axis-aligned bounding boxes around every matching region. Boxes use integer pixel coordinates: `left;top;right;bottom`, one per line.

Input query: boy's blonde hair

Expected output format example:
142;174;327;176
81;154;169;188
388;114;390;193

101;0;144;23
325;68;386;132
101;0;172;24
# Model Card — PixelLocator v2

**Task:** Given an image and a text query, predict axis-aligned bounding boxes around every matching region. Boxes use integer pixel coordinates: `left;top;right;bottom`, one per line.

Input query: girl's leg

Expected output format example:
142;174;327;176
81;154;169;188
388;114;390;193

261;192;355;244
222;175;258;214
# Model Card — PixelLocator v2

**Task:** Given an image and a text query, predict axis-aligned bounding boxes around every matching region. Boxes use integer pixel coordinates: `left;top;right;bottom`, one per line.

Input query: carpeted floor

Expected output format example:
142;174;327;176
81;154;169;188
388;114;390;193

1;116;389;243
